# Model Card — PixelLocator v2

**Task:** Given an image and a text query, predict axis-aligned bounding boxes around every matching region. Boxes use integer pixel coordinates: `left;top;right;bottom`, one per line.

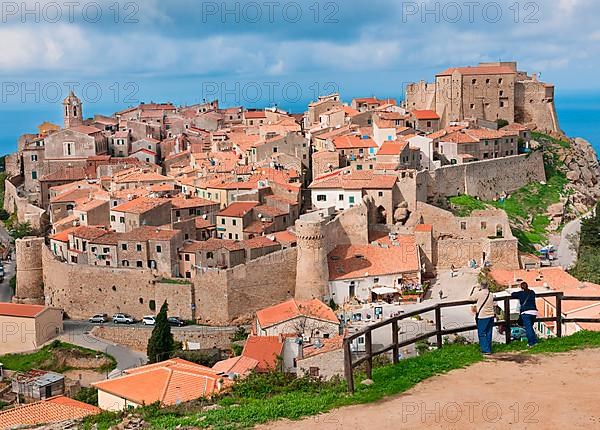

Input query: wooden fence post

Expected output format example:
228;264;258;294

343;339;354;393
392;319;399;364
365;331;373;380
435;305;443;348
504;296;511;344
556;292;563;338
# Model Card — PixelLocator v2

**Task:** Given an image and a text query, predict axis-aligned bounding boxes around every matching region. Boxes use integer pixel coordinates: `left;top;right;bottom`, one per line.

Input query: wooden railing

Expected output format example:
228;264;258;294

343;291;600;393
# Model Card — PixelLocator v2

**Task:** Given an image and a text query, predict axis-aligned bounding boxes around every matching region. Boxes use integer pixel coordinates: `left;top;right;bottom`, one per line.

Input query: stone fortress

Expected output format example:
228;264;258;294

405;61;560;133
5;60;565;326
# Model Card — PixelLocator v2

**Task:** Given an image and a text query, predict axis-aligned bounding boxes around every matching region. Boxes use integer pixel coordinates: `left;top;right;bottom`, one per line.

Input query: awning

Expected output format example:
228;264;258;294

371;286;398;295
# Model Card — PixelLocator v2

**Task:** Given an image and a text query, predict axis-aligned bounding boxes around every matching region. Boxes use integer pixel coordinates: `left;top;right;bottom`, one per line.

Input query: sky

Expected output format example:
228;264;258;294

0;0;599;148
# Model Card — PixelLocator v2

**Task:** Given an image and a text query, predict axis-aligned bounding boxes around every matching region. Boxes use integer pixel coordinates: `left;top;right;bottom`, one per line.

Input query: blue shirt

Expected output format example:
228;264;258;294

511;290;537;313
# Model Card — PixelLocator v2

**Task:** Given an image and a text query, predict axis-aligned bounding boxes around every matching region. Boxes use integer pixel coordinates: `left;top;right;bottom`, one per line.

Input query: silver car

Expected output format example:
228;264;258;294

112;313;135;324
89;313;108;323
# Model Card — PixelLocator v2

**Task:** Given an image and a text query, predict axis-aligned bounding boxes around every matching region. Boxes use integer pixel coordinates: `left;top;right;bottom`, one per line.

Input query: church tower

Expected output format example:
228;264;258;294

63;91;83;129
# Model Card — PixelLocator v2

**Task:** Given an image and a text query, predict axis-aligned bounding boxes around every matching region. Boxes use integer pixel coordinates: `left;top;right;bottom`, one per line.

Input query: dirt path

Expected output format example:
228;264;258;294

259;349;600;430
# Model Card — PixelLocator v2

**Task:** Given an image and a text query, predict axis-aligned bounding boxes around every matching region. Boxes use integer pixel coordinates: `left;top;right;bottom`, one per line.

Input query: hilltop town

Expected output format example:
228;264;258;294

1;61;600;428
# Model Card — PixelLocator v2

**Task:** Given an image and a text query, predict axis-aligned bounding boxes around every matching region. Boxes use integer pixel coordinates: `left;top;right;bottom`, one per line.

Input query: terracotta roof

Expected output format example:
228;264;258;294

218;201;260;218
194;218;216;229
70;125;102;135
0;396;100;428
414;224;433;232
254;204;288;218
411;110;440;120
332;135;377;150
212;356;259;377
170;196;217;210
241;236;280;250
309;170;397;190
112;197;170;214
437;65;516;76
302;335;344;358
40;167;87;182
244;111;267;119
377;141;408;156
256;298;338;329
0;303;49;318
70;225;109;240
241;335;284;372
502;122;530;132
180;238;243;253
268;230;297;245
328;240;419;281
93;358;221;406
243;220;273;235
50;226;78;242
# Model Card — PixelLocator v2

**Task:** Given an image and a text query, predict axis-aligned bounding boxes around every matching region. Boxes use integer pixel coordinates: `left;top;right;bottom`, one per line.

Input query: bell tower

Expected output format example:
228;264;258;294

63;90;83;129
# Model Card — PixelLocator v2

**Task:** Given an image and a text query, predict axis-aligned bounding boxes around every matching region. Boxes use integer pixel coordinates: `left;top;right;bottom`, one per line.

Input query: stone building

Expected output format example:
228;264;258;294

405;62;560;132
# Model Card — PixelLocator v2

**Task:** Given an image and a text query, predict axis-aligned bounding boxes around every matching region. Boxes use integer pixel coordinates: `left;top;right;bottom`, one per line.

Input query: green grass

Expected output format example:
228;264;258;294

448;195;487;217
447;133;572;253
0;341;116;374
82;331;600;430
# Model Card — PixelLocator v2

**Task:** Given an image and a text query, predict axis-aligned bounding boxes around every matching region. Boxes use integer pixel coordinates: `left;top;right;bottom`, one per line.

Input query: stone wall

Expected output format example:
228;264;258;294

3;176;46;230
90;325;238;354
42;242;298;325
429;151;545;201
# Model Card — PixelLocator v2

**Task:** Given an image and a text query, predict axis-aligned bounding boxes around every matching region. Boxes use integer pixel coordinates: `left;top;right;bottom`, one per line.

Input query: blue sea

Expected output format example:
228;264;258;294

1;90;599;157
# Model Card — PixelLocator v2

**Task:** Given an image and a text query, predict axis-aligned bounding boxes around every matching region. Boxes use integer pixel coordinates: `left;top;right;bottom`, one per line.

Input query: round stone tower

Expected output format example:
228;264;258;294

294;218;330;301
13;237;45;305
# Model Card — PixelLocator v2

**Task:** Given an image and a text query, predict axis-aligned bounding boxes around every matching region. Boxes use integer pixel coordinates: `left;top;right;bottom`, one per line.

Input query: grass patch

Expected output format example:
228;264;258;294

0;340;116;374
82;331;600;430
448;195;487;217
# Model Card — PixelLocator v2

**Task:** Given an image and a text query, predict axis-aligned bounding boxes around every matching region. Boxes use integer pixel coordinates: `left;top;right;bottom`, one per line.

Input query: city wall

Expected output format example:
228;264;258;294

41;244;298;326
429;151;545;201
3;176;45;230
90;325;238;354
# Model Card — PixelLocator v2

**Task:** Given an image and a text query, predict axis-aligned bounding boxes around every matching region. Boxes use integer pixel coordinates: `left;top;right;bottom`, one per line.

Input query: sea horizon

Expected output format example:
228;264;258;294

1;89;599;158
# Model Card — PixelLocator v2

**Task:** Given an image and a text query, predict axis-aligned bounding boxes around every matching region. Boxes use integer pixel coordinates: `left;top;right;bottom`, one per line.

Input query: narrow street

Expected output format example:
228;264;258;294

60;321;148;371
555;214;587;269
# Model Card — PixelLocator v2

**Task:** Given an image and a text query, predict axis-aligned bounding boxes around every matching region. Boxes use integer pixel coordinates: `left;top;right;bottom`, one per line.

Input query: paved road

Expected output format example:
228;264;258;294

60;321;148;371
0;256;15;302
556;214;588;269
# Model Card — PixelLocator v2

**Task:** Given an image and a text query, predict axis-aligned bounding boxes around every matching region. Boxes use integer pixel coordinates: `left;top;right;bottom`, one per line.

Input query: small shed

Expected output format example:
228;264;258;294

12;370;65;400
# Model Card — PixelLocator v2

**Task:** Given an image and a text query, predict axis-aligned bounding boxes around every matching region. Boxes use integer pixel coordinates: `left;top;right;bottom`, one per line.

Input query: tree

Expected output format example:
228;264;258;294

7;221;35;239
147;301;175;363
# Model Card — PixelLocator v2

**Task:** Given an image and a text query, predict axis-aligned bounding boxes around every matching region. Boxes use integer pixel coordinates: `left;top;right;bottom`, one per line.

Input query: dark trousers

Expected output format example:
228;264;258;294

521;313;538;346
476;317;494;353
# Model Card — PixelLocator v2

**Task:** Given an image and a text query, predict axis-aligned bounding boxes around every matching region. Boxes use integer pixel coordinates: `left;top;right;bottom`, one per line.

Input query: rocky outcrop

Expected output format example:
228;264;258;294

561;137;600;214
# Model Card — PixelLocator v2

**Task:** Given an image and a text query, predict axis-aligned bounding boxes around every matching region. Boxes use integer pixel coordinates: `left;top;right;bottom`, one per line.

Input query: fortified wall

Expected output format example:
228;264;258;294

427;151;545;201
39;243;297;326
294;202;369;301
3;176;46;230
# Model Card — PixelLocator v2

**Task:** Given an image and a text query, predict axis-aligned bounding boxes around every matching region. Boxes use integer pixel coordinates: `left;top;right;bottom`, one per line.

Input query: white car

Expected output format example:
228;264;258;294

142;316;156;326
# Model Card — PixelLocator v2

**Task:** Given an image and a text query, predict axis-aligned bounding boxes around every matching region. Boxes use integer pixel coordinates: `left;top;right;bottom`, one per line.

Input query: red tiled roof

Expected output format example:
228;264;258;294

93;358;221;405
70;125;102;135
244;111;267;119
412;110;440;120
0;396;100;428
0;303;49;318
212;356;259;377
309;170;397;190
180;238;243;253
218;201;260;218
111;197;170;214
302;335;344;358
241;335;283;372
328;240;419;281
256;298;339;329
332;135;377;150
415;224;433;232
377;141;408;156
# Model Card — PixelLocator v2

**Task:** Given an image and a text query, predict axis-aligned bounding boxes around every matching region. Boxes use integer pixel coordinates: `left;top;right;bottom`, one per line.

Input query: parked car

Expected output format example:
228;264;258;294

142;316;156;326
168;317;186;327
0;265;5;282
112;313;135;324
89;313;108;323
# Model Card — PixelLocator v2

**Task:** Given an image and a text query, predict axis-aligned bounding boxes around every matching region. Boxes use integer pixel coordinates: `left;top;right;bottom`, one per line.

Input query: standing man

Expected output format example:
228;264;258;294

470;281;495;355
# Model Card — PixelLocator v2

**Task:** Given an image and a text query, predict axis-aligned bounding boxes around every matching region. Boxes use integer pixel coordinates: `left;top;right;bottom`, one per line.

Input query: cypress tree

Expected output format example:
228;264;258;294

147;300;174;363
